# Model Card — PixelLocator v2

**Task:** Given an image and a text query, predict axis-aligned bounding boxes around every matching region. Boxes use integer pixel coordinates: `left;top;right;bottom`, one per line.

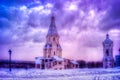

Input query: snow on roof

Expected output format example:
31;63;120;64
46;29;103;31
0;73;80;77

52;56;64;61
35;57;44;64
70;60;78;64
57;44;62;49
35;59;42;64
35;57;44;60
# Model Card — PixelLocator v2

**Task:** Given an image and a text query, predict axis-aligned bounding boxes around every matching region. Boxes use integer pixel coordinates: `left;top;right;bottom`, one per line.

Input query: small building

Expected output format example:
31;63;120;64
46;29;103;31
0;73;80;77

115;49;120;67
69;60;79;69
35;57;43;69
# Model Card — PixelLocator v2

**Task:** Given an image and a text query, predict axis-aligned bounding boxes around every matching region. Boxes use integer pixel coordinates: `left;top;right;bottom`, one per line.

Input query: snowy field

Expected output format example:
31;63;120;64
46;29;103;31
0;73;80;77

0;68;120;80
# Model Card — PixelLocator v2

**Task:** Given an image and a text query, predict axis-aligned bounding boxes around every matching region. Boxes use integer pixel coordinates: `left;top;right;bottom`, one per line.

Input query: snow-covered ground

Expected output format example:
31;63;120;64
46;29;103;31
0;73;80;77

0;68;120;80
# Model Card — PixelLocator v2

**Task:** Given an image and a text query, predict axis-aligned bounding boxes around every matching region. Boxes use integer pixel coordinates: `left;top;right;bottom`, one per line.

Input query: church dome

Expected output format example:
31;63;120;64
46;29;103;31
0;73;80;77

103;34;113;44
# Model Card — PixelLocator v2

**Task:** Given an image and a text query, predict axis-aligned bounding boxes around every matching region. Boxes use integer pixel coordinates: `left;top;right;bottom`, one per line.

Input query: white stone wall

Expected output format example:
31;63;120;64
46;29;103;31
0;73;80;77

51;61;65;70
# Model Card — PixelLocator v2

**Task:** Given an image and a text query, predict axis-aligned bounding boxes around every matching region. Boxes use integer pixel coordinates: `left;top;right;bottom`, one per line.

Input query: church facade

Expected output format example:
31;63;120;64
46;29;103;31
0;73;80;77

103;34;114;68
43;15;62;58
35;16;79;70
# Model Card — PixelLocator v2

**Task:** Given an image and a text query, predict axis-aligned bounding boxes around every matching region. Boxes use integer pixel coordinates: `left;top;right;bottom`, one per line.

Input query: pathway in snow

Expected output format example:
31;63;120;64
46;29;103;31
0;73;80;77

0;68;120;80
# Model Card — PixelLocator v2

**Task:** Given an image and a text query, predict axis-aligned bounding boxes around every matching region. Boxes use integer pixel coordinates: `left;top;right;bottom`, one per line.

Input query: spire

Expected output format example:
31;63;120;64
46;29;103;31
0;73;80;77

51;15;55;22
47;15;58;36
50;15;55;26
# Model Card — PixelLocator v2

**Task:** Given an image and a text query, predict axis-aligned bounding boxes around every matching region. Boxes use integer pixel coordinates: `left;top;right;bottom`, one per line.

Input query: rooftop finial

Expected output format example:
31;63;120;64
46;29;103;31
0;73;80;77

106;33;109;39
8;49;12;53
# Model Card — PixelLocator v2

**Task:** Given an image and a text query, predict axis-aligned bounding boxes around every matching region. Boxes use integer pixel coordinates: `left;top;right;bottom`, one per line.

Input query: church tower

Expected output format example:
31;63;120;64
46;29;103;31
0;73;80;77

43;15;62;58
103;34;114;68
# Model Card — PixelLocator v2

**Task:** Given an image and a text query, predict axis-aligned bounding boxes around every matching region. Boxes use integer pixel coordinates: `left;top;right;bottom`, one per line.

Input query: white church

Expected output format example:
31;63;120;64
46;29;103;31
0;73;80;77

35;15;79;70
35;15;115;69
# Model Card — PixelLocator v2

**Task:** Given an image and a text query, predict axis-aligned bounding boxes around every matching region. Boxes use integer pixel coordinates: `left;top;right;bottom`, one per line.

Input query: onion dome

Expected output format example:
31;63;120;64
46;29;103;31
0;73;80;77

103;34;113;44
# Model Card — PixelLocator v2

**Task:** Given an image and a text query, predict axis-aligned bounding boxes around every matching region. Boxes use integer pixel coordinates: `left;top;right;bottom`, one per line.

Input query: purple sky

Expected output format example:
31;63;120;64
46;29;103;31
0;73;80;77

0;0;120;61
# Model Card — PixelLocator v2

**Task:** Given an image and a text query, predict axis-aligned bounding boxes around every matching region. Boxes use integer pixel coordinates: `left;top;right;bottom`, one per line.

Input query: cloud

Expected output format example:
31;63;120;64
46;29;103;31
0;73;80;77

0;1;54;45
0;0;107;46
0;0;119;61
99;0;120;31
0;18;11;29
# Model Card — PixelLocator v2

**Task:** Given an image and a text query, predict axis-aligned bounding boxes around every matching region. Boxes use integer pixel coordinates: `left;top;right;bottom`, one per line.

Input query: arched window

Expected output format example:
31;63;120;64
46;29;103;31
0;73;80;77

53;37;55;41
106;49;109;56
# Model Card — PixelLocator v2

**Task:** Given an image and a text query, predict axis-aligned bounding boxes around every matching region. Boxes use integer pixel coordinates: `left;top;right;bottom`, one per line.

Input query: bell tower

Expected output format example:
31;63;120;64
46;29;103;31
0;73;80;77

43;15;62;58
103;34;114;68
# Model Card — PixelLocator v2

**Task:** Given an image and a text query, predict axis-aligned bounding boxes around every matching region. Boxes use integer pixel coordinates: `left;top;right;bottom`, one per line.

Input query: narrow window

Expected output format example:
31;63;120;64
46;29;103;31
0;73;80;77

106;49;109;56
54;51;55;55
59;62;62;64
53;37;55;41
48;55;50;58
